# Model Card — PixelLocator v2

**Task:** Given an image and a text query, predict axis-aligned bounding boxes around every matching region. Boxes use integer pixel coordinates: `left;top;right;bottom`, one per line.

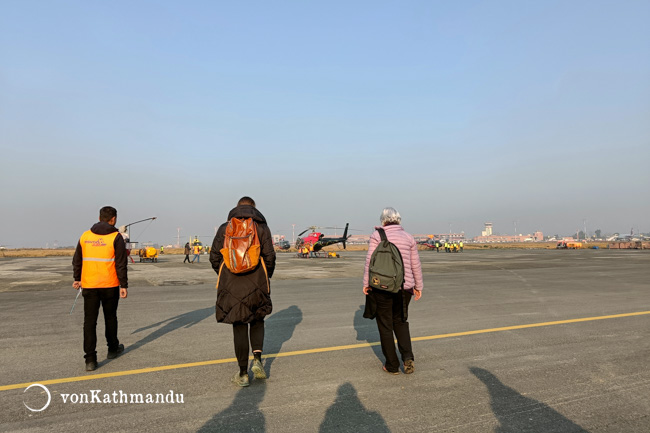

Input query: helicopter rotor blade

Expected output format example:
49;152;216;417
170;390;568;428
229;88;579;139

125;217;157;228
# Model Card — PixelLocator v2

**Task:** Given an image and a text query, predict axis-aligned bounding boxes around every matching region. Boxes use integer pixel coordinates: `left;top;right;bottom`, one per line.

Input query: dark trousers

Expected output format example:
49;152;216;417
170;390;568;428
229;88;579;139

374;290;413;372
83;287;120;361
183;254;191;263
233;320;264;368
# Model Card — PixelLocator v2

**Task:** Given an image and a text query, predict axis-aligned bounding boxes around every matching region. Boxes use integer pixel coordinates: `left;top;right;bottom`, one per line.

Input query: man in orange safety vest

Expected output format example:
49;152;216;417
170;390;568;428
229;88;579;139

72;206;128;371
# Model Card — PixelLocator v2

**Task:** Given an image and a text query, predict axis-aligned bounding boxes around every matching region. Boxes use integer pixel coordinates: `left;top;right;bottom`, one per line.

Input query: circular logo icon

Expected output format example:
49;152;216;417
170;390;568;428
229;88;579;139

371;277;380;286
23;384;51;412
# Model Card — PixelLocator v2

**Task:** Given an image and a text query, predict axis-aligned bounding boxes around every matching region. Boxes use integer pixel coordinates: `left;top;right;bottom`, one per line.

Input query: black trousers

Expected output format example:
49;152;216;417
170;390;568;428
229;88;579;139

374;290;413;372
83;287;120;361
232;320;264;368
183;254;191;263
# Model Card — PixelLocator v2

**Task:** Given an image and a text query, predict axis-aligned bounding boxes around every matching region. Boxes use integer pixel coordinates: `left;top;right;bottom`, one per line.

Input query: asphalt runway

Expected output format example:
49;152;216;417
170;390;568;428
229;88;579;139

0;249;649;432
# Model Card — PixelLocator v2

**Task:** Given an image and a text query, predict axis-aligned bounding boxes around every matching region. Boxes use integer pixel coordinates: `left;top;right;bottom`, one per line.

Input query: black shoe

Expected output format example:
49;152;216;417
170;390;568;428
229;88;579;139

107;344;124;359
85;360;98;371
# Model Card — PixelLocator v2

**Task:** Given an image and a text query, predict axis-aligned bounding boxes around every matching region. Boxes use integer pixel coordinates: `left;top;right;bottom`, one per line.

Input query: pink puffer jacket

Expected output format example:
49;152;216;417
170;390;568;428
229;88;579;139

362;224;424;292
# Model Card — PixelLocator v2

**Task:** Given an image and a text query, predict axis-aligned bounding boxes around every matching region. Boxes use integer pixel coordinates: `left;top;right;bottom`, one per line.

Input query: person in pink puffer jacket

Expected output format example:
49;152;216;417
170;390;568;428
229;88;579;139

363;207;423;374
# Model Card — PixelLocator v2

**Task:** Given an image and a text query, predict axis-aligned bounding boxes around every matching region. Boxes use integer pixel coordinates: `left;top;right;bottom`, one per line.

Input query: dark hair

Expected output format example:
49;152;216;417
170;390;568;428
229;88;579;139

237;196;256;207
99;206;117;222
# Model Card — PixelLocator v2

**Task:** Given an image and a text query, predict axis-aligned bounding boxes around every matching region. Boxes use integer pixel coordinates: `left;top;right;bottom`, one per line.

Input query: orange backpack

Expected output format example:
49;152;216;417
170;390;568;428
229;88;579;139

220;218;261;273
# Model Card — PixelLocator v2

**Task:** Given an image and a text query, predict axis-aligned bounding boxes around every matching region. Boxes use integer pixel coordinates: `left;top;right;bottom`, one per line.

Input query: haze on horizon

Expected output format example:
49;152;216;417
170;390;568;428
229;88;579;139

1;1;648;248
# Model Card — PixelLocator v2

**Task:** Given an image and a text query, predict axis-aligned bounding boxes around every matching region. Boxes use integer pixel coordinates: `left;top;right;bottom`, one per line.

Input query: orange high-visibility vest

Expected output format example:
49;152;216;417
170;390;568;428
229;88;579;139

194;245;201;254
80;230;120;288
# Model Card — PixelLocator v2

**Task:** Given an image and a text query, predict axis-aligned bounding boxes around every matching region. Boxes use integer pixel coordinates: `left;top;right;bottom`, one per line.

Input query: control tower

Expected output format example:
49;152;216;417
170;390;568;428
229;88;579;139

481;222;493;237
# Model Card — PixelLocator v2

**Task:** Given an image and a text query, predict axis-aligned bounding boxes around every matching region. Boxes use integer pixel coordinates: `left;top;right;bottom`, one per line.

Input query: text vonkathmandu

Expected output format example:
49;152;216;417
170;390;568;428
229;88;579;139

60;390;184;404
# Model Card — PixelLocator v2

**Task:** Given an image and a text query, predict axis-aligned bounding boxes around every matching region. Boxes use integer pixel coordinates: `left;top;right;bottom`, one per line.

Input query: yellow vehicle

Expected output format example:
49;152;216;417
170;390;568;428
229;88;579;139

138;246;159;262
557;241;582;249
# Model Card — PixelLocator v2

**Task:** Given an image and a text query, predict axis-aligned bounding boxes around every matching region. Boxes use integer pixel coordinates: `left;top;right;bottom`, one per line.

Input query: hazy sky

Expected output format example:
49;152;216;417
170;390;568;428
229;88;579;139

1;1;649;248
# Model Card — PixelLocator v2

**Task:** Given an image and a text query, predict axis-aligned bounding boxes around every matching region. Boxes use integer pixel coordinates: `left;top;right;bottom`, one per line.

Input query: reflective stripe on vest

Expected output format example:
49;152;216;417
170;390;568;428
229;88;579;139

80;230;120;288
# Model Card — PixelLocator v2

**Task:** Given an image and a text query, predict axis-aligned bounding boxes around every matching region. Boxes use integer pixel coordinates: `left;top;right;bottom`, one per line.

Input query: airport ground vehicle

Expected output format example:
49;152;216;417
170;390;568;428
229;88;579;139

138;246;159;262
296;250;341;258
275;240;291;250
557;241;582;249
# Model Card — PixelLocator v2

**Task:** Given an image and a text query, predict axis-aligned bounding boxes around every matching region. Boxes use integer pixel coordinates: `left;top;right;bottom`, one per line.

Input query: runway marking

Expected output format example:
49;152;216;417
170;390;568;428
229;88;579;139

1;310;649;392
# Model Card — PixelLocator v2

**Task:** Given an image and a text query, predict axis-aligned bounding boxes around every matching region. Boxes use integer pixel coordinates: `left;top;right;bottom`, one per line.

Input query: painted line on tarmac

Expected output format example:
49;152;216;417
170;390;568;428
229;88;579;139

1;310;649;392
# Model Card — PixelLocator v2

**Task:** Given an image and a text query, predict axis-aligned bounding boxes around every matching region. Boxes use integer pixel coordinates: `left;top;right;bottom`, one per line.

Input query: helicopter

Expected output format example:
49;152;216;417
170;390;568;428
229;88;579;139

295;223;351;251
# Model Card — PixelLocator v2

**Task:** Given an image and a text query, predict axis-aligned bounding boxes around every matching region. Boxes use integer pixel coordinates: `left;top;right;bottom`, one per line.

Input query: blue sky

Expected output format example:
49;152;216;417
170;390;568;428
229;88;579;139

1;0;649;247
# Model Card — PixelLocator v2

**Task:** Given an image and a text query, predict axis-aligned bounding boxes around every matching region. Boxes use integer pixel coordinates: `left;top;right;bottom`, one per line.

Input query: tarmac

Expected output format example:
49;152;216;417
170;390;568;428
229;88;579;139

0;249;649;432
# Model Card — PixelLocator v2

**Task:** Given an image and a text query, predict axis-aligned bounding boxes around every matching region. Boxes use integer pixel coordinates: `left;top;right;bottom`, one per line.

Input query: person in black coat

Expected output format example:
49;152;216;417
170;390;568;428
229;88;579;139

210;197;276;387
183;242;191;263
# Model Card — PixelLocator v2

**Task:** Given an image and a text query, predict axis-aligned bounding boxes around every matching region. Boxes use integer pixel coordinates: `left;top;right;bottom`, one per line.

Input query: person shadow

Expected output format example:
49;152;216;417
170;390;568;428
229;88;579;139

353;304;383;363
197;383;266;432
470;367;590;433
122;307;215;356
262;305;302;377
319;382;390;433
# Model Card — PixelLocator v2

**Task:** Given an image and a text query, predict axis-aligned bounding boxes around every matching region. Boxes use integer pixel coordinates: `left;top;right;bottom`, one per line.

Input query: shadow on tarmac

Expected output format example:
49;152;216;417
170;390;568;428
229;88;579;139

470;367;590;433
353;304;383;363
263;305;302;377
121;307;215;357
319;382;390;433
197;383;267;432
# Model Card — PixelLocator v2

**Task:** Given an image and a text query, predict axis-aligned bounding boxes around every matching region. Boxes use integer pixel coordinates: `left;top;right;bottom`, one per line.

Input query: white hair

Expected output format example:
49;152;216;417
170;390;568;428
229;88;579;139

380;207;401;226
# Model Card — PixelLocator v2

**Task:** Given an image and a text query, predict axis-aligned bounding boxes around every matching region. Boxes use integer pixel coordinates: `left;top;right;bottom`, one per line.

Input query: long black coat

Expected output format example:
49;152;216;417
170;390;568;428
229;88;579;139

210;205;276;324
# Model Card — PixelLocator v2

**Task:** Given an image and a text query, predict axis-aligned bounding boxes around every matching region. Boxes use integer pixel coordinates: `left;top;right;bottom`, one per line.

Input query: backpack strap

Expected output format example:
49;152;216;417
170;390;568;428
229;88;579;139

377;227;388;242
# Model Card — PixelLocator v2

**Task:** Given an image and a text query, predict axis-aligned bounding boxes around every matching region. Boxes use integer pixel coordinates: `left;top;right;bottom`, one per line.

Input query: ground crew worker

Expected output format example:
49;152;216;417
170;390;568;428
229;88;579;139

192;244;201;263
210;196;276;387
72;206;128;372
444;242;449;252
459;241;464;252
160;245;164;254
309;244;315;258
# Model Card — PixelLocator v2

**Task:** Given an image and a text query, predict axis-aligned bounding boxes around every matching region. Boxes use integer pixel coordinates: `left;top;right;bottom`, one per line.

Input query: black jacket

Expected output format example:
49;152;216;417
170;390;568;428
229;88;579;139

72;222;128;288
210;205;276;324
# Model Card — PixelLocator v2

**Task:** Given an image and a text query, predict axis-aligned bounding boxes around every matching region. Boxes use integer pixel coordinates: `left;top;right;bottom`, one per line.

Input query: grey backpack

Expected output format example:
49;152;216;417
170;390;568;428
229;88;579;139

368;228;404;293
